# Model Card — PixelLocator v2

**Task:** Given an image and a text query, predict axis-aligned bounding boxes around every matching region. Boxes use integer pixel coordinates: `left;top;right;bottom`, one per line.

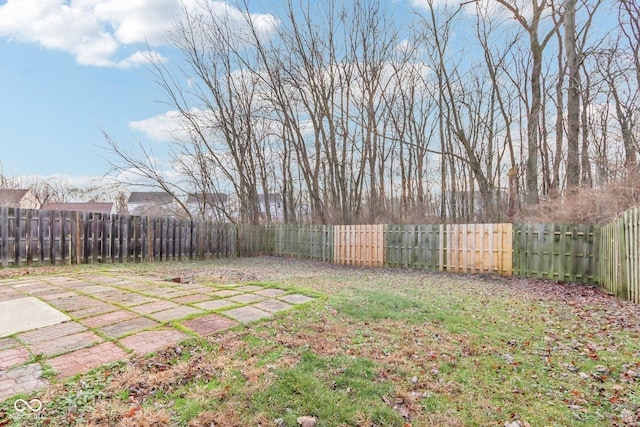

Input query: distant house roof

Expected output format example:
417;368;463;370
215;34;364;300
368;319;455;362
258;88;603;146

42;202;115;215
187;193;228;205
258;193;282;204
127;192;175;204
0;189;30;206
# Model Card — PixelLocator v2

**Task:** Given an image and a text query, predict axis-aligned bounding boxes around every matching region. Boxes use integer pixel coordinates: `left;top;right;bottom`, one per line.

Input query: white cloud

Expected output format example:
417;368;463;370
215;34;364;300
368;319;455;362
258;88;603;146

129;108;217;142
130;110;187;141
0;0;277;68
93;0;183;45
411;0;531;19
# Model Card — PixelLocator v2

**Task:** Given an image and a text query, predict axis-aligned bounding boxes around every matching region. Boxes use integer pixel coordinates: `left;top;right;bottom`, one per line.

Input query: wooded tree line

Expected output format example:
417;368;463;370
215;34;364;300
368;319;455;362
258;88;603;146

104;0;640;225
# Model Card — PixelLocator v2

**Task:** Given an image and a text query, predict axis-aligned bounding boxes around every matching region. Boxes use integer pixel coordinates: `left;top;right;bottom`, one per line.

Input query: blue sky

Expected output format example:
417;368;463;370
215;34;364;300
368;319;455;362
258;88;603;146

0;0;242;181
0;0;617;186
0;0;523;184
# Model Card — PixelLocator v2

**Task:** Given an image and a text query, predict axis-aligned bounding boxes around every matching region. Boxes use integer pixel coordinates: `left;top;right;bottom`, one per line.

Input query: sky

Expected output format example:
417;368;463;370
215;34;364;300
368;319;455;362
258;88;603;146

0;0;616;188
0;0;529;186
0;0;283;184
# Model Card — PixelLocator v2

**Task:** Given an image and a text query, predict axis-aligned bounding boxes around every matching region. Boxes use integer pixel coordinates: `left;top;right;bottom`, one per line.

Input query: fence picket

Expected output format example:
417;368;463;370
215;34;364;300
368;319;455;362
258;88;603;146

2;207;640;304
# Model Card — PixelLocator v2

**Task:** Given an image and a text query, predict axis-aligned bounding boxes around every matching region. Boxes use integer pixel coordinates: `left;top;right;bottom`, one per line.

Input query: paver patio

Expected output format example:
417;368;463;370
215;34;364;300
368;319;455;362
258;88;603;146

0;271;316;404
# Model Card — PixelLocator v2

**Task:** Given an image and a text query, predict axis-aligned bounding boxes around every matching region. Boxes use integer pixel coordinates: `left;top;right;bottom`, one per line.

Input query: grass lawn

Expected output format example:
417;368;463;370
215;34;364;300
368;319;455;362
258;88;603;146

1;257;639;426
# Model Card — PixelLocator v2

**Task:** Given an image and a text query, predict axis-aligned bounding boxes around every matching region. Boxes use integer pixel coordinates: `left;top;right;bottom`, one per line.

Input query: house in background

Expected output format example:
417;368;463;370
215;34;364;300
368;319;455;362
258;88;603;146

186;192;228;221
127;192;182;217
258;193;283;223
42;201;116;215
0;189;40;209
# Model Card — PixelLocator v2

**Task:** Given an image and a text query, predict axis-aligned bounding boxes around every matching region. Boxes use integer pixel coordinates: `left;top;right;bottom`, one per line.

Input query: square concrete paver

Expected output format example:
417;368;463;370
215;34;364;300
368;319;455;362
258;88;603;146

0;297;71;338
48;342;128;378
0;363;48;402
223;306;271;323
120;329;189;355
279;294;315;304
252;299;294;313
228;293;265;304
182;314;239;336
98;317;160;338
150;306;202;322
194;299;236;311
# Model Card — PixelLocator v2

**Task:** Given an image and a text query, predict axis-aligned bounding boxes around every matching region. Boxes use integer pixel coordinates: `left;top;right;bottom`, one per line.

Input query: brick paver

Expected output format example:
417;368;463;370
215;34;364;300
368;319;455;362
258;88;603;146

158;290;194;299
255;288;287;297
210;290;240;297
118;295;159;307
0;288;23;302
80;310;138;328
98;317;160;338
133;300;179;314
17;322;86;345
149;306;202;322
223;306;272;323
234;285;263;292
0;337;20;351
0;363;48;402
173;294;211;304
48;342;128;378
50;295;97;311
120;329;189;355
279;294;315;304
229;293;265;304
29;331;102;357
67;303;116;319
0;346;30;369
37;291;77;301
253;299;294;313
182;314;239;336
194;299;236;311
0;271;315;403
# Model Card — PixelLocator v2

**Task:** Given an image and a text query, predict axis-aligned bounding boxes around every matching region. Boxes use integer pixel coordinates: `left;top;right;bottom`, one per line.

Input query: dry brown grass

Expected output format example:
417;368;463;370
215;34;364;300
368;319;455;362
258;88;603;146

519;175;640;224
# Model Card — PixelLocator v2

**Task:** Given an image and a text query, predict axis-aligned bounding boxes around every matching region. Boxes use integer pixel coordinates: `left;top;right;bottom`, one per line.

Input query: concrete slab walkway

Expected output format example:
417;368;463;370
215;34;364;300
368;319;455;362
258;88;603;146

0;271;315;402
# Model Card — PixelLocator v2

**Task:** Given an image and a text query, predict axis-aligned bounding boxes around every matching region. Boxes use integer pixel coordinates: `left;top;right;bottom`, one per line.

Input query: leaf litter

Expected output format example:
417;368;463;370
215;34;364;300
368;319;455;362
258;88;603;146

1;257;640;426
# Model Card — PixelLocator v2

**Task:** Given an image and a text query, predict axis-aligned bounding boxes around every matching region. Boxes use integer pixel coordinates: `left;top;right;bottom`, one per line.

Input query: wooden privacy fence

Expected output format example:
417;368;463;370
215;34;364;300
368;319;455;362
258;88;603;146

0;208;236;266
3;206;640;304
266;224;334;262
334;225;385;267
512;223;600;284
385;224;441;270
444;223;513;275
601;207;640;303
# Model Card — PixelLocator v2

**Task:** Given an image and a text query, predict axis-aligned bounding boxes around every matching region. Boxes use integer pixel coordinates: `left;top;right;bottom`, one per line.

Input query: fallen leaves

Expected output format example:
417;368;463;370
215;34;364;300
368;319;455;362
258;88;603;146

296;415;317;427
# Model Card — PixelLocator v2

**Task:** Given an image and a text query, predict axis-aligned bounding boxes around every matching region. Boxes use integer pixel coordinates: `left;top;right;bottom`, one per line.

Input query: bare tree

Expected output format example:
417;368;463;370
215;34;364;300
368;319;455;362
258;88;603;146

495;0;564;205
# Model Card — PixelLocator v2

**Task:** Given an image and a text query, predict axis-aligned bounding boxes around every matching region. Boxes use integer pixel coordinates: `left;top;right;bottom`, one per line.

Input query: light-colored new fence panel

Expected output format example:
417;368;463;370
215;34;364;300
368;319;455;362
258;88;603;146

601;207;640;303
444;223;512;275
334;224;384;267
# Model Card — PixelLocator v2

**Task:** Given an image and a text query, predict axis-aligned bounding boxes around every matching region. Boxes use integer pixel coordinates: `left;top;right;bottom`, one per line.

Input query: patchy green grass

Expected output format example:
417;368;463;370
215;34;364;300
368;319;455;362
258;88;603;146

1;258;640;426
